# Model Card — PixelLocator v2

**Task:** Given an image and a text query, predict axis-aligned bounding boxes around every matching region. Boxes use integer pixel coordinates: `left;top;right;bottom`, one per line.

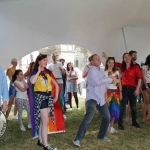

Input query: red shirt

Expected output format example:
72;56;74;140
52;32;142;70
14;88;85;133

116;62;142;87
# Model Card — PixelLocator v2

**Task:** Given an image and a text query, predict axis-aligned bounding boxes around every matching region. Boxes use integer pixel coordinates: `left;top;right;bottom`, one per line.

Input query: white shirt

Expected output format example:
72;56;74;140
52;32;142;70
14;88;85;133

48;62;63;84
142;65;150;83
86;66;112;106
14;80;27;99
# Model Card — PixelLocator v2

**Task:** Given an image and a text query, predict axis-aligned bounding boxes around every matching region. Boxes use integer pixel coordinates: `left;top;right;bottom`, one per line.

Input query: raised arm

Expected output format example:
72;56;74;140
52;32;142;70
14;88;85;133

66;69;72;77
82;66;90;78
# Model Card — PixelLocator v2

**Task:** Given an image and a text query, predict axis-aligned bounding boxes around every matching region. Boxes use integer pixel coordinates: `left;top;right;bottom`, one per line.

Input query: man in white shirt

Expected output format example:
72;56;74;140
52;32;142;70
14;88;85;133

48;54;66;114
73;54;116;147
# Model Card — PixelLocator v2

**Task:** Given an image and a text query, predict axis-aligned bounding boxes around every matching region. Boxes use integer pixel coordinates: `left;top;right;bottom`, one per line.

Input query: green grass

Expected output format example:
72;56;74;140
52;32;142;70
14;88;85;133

1;97;150;150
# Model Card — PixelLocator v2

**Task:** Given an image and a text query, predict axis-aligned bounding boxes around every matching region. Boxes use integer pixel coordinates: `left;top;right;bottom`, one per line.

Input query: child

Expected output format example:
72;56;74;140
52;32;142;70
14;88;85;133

12;69;31;131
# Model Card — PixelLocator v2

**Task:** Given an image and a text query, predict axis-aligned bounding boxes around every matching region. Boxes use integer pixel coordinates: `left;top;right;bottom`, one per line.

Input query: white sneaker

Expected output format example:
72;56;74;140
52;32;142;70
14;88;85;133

112;127;118;133
77;108;81;110
107;127;115;133
20;126;26;131
67;108;72;111
12;116;18;120
63;115;67;120
28;124;32;128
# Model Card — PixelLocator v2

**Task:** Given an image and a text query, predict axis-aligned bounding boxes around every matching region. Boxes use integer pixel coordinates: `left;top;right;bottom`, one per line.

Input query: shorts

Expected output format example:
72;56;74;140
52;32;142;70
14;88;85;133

40;99;48;109
9;84;16;98
142;83;150;91
35;91;52;109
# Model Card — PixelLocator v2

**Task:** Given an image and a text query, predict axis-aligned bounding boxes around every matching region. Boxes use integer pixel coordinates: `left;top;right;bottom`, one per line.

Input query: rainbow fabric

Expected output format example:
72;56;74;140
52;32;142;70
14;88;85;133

29;70;66;138
107;89;120;123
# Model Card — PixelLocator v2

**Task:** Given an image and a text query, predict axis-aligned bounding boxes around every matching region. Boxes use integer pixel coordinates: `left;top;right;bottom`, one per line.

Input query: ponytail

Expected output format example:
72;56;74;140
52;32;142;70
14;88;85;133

12;69;22;83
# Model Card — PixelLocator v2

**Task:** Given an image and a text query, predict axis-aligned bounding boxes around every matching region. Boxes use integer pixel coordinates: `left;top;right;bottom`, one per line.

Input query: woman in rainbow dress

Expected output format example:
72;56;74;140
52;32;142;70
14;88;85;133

105;57;122;133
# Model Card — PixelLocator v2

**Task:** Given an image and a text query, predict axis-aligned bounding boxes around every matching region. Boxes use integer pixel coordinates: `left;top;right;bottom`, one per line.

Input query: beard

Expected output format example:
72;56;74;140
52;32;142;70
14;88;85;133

132;58;137;61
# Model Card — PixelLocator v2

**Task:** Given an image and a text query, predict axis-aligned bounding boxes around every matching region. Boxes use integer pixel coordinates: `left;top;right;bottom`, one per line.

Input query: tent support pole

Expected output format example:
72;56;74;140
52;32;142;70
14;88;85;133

122;27;128;52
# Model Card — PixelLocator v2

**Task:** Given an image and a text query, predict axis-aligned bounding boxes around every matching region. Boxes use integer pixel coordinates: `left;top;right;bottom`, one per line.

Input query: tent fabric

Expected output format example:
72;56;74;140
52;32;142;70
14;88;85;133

1;0;150;68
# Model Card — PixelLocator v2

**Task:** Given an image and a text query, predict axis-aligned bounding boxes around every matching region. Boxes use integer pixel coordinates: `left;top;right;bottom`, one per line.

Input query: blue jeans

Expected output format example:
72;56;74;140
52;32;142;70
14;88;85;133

74;100;110;141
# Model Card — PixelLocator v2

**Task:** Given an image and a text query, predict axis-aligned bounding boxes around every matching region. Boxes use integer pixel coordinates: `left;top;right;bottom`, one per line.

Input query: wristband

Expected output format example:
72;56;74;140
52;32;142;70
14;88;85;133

146;86;149;89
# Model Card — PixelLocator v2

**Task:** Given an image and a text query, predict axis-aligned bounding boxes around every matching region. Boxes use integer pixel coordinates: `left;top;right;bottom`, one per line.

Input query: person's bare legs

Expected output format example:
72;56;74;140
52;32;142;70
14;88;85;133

125;102;131;123
142;91;150;121
39;107;50;146
110;118;115;127
73;92;79;108
14;99;18;116
6;96;15;118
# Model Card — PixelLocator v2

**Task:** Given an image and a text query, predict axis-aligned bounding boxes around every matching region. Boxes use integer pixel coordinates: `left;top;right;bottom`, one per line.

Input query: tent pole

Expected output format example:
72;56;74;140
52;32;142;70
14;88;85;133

122;27;128;52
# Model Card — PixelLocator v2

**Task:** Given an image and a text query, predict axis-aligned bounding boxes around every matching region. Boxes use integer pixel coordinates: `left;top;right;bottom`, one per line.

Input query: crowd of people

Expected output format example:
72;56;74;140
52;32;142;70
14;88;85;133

0;50;150;149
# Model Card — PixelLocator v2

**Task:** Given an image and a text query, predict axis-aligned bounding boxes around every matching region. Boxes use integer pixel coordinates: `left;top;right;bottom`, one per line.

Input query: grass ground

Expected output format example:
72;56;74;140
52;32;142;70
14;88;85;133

0;97;150;150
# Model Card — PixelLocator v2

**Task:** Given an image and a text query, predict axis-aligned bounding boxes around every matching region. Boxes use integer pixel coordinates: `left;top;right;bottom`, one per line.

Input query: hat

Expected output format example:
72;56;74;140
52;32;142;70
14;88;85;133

11;58;17;63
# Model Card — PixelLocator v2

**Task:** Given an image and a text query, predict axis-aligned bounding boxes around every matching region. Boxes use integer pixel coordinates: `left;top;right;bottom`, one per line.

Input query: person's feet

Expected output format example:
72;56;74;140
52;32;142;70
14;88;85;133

125;119;132;125
37;139;44;147
66;108;72;111
63;115;67;120
12;115;18;120
132;122;140;128
44;144;57;150
28;124;32;128
99;137;111;142
118;124;124;130
20;125;26;131
107;127;118;133
73;140;80;147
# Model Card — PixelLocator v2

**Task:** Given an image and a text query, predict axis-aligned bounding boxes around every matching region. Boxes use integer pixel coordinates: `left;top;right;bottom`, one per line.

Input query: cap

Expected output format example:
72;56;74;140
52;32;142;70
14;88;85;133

11;58;17;63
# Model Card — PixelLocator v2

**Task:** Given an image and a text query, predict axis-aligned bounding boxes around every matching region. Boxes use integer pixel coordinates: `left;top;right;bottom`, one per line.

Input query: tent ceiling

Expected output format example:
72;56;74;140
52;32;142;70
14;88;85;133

0;0;150;68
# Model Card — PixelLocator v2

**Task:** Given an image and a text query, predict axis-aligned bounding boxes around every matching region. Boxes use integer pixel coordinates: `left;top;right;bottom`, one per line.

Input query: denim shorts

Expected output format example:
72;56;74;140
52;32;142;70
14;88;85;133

9;84;16;97
142;83;150;91
35;91;52;109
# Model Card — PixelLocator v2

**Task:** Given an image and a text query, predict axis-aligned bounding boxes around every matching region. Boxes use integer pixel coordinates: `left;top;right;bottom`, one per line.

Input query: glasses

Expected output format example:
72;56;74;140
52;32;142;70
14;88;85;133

19;74;23;76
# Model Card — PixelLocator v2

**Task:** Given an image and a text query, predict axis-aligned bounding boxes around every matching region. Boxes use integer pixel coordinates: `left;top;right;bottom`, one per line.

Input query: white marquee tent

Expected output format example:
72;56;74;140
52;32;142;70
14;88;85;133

1;0;150;69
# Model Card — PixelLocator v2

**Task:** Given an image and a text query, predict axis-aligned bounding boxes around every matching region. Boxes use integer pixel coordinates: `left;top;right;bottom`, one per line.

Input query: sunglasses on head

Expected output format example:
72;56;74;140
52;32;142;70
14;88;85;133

108;57;115;59
38;54;47;58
